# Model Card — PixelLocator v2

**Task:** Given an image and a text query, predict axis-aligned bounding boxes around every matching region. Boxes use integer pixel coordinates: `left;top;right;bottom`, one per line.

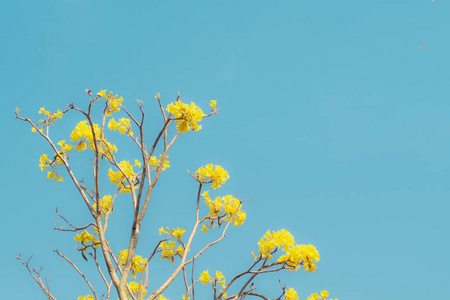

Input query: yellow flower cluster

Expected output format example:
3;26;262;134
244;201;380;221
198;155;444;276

97;90;123;116
107;160;141;193
39;153;64;182
285;288;299;300
155;295;169;300
118;249;147;279
57;140;73;157
201;191;246;232
108;117;133;136
92;195;113;217
166;101;204;133
198;270;228;297
77;295;94;300
195;164;229;189
70;120;118;160
199;269;212;285
257;229;295;259
38;139;79;182
128;281;147;299
159;240;184;264
256;229;320;272
74;230;99;252
159;226;186;242
31;106;63;133
209;100;217;110
306;290;337;300
279;244;320;272
149;155;170;171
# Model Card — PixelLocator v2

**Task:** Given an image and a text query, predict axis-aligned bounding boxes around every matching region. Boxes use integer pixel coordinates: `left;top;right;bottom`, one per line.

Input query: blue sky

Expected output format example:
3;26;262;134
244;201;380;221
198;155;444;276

1;0;449;299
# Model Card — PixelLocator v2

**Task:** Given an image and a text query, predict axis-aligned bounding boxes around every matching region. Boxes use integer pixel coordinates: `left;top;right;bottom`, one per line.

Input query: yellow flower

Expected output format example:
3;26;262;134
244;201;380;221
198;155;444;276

209;100;217;109
128;281;147;298
215;271;226;288
77;295;95;300
155;295;168;300
38;107;51;116
56;172;64;182
73;230;98;251
149;155;170;171
159;241;175;263
118;249;147;278
201;224;211;234
199;270;212;285
108;160;140;193
39;154;51;171
74;140;87;151
47;171;56;180
108;117;133;135
166;100;204;133
38;107;63;121
257;229;295;259
278;244;320;272
159;226;169;235
74;230;96;244
170;228;185;240
320;291;329;299
70;121;91;142
285;288;299;300
97;89;123;115
57;140;73;156
195;164;229;189
92;195;113;217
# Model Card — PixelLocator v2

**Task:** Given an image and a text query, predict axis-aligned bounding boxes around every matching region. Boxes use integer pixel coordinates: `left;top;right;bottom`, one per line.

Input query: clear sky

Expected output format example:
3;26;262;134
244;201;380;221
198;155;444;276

1;0;449;299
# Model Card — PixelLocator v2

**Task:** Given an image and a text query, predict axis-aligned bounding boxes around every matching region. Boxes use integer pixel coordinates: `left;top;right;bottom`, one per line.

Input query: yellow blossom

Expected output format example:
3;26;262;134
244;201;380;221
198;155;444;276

209;100;217;109
118;249;147;278
199;270;212;285
73;230;98;251
166;100;204;133
47;171;56;180
38;107;63;122
320;291;329;298
97;89;123;115
77;295;95;300
39;154;51;171
215;271;226;288
257;229;295;259
57;140;73;156
74;140;87;151
171;227;186;240
202;192;246;227
285;288;299;300
306;291;334;300
149;155;170;171
195;164;229;189
128;281;147;298
159;240;183;263
39;107;51;116
56;172;64;182
92;195;113;217
108;117;133;135
108;160;140;193
278;244;320;272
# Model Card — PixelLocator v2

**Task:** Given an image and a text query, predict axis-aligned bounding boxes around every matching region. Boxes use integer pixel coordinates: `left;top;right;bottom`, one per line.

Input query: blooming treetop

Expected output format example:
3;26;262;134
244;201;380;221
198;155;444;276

15;90;337;300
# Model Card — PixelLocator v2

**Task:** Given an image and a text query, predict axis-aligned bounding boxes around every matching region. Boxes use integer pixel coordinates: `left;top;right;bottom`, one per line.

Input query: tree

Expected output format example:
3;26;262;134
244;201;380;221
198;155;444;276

15;89;337;300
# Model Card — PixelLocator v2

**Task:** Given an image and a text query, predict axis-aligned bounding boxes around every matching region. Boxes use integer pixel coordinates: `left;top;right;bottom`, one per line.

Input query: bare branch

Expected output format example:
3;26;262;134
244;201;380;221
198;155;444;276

53;208;96;232
54;249;98;300
16;254;57;300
